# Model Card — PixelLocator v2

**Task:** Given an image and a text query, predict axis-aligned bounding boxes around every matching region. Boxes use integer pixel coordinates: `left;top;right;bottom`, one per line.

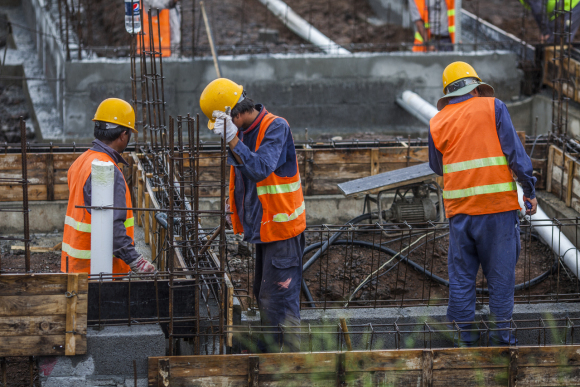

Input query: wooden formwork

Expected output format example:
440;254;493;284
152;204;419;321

148;345;580;386
546;144;580;211
543;46;580;104
0;273;88;357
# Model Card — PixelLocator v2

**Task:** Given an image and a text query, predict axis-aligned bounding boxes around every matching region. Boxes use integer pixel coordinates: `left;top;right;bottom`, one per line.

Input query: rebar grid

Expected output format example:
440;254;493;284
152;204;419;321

227;219;580;312
227;317;580;353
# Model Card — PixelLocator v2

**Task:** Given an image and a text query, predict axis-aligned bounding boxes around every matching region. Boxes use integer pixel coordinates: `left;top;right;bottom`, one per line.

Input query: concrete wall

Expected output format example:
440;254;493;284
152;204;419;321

64;51;523;141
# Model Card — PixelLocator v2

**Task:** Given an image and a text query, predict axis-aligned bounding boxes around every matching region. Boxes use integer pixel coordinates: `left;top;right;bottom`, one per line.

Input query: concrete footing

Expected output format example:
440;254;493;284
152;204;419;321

38;325;165;387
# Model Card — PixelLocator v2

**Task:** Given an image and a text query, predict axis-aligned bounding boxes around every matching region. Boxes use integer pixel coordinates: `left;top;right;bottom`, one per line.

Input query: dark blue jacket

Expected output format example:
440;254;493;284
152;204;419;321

428;94;537;200
228;105;298;243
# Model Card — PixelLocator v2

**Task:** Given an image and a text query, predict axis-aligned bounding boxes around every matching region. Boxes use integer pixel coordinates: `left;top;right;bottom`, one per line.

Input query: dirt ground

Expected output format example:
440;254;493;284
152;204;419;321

228;228;578;309
85;0;413;57
0;358;40;387
463;0;580;43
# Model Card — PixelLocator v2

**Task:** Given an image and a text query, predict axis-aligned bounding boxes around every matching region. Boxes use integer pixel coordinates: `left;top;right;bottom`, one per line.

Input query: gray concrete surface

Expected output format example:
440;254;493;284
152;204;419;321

2;1;63;140
38;325;164;387
63;51;522;141
240;302;580;351
0;200;67;234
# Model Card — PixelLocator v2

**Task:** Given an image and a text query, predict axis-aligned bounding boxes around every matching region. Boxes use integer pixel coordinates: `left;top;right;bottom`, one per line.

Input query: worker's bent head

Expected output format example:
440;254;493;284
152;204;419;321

93;98;137;133
200;78;244;129
437;61;495;111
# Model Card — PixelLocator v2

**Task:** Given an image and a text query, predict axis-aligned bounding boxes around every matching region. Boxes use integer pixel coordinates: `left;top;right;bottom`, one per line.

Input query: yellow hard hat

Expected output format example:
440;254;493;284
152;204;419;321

199;78;244;129
93;98;137;133
437;61;494;111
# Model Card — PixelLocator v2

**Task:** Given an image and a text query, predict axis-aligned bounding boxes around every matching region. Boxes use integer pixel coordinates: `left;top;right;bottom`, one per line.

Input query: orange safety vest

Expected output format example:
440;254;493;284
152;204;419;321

61;150;135;274
430;97;520;218
229;113;306;243
412;0;455;52
138;9;171;57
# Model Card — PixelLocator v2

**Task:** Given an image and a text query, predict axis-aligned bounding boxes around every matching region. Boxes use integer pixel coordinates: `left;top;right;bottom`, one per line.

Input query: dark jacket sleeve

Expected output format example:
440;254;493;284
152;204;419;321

229;119;289;182
495;99;537;199
83;168;140;264
428;129;444;176
523;0;552;37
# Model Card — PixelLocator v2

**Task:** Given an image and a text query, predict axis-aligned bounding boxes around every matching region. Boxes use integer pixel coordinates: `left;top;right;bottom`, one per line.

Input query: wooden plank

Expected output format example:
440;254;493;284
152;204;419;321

567;158;575;207
422;350;433;387
432;368;507;387
370;148;379;176
547;145;555;193
432;347;510;369
0;293;88;316
157;358;170;387
508;348;518;387
46;152;55;201
248;356;259;386
516;366;580;385
312;163;371;180
0;315;86;336
345;350;423;371
65;274;79;355
0;334;86;357
345;370;422;386
137;175;143;227
0;274;88;296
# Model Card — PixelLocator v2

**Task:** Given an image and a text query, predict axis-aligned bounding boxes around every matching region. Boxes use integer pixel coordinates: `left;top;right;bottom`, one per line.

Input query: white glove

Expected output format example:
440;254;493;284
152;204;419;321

212;110;238;143
129;255;156;274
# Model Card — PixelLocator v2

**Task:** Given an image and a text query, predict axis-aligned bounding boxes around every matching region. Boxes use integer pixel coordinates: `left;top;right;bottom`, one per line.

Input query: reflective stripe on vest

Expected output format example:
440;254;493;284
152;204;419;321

415;31;424;42
273;201;306;223
65;215;135;232
256;180;301;196
443;156;508;174
442;182;517;199
62;241;91;259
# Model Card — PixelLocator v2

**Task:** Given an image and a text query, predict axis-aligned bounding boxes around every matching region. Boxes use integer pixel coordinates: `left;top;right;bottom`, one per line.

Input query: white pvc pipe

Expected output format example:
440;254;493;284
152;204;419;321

403;89;580;278
399;90;439;125
516;184;580;278
90;160;115;276
257;0;350;55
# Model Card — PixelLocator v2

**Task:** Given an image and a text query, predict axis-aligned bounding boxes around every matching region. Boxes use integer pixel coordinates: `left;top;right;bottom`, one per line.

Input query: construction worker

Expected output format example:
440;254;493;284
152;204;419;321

409;0;456;52
519;0;580;43
200;78;306;352
429;62;537;346
142;0;180;56
61;98;155;275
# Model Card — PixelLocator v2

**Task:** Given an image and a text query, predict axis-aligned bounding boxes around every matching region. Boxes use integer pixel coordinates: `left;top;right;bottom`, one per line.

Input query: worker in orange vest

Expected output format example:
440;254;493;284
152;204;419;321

142;0;181;56
409;0;456;51
61;98;155;275
200;78;306;352
429;62;537;346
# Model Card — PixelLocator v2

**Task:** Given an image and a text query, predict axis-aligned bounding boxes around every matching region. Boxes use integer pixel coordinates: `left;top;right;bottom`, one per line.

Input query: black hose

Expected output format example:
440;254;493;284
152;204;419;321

301;214;558;307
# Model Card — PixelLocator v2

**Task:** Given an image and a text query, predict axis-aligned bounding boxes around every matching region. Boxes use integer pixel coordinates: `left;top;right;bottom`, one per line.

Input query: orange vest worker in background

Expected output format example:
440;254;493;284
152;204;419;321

429;62;537;346
62;98;155;275
409;0;455;52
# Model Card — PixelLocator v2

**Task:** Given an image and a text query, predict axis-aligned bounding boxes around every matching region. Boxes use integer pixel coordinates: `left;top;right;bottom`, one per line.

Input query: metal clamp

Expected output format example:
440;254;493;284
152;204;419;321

65;291;77;298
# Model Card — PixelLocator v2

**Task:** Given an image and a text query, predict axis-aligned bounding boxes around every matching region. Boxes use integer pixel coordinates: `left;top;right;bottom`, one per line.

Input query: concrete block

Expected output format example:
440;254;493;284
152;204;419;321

39;324;165;386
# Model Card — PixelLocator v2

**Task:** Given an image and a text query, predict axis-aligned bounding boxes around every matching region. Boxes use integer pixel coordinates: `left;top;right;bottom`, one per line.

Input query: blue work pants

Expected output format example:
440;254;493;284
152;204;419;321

254;233;305;352
447;210;520;345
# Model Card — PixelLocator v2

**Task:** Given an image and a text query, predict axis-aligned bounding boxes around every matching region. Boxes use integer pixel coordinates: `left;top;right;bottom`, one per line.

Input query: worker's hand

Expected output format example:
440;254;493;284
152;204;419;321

523;196;537;216
129;255;156;274
212;111;238;143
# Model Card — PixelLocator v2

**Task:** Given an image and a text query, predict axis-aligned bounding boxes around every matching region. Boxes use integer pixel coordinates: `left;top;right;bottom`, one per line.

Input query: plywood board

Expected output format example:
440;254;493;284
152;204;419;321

0;273;88;356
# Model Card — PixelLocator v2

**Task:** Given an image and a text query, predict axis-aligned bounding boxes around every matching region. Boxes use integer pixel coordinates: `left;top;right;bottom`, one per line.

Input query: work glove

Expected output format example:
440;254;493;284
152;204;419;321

129;255;156;274
212;110;238;143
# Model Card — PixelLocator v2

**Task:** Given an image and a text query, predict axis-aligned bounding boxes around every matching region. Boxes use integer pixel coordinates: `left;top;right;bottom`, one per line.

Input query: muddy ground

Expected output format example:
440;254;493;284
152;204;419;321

85;0;413;57
228;228;578;309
